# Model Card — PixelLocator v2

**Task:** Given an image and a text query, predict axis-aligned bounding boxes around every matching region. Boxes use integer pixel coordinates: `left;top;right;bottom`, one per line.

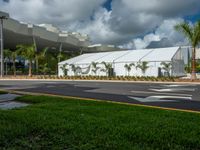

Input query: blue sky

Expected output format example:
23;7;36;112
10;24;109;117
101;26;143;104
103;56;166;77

103;0;112;11
184;14;200;23
0;0;200;49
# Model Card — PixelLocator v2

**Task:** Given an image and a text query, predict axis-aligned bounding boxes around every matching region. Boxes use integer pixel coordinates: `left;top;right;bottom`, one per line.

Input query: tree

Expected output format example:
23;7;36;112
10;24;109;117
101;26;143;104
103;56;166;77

17;44;36;77
91;62;99;75
4;49;11;75
136;61;149;76
60;63;69;76
175;21;200;80
101;61;112;76
57;51;65;63
35;47;48;74
70;64;76;75
124;63;135;76
4;49;17;76
70;64;81;76
48;50;68;74
11;51;17;77
160;62;172;77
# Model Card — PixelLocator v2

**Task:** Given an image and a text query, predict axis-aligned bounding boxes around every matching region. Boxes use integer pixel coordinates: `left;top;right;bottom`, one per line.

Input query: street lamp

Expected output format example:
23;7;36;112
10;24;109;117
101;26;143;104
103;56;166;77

0;16;8;78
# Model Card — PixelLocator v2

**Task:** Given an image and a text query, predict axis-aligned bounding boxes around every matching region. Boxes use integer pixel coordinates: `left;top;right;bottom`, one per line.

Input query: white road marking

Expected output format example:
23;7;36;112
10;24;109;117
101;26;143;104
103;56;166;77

131;90;192;97
150;88;195;92
128;95;191;103
162;84;196;87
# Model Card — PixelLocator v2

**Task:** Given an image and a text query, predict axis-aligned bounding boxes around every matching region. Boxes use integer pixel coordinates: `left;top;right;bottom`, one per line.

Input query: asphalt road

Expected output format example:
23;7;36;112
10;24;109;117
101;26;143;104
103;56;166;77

0;80;200;111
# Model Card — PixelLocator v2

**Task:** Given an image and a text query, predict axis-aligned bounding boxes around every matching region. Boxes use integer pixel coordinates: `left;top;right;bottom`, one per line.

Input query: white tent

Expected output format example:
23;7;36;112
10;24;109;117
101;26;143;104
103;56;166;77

58;47;186;77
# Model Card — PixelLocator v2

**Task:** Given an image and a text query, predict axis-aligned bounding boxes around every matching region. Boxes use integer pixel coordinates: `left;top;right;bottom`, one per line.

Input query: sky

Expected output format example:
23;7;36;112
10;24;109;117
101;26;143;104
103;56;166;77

0;0;200;49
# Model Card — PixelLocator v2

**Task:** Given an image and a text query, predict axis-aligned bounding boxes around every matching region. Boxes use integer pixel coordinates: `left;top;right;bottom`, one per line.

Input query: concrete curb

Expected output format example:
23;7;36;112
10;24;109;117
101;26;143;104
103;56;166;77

2;89;200;114
0;78;200;85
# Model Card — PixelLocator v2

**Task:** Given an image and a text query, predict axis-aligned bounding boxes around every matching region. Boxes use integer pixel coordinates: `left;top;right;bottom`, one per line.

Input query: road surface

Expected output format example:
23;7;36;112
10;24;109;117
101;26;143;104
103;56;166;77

0;80;200;111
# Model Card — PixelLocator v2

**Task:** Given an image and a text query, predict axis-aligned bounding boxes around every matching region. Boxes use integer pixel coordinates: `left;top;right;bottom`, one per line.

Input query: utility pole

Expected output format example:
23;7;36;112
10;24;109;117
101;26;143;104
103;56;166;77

0;16;8;78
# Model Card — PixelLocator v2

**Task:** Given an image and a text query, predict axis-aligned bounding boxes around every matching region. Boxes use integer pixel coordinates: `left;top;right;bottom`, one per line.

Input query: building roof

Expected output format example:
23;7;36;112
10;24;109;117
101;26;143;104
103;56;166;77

0;11;90;51
59;47;180;65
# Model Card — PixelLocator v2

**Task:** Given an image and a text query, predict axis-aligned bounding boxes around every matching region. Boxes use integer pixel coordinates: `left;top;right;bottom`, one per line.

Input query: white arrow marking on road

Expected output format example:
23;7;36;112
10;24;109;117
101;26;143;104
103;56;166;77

162;84;196;87
131;90;192;97
150;88;195;92
128;95;192;103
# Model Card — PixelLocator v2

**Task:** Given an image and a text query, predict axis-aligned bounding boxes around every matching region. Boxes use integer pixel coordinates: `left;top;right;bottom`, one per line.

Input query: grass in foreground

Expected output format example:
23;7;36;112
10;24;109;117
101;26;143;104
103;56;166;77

1;96;200;150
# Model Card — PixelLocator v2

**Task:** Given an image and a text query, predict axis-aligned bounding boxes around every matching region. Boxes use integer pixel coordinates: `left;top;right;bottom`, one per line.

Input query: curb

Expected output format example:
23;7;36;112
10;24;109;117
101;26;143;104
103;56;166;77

0;78;200;85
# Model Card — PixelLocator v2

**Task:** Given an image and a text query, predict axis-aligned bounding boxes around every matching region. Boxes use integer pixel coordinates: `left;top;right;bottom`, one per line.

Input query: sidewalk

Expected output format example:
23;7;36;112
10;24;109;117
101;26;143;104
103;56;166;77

0;93;29;110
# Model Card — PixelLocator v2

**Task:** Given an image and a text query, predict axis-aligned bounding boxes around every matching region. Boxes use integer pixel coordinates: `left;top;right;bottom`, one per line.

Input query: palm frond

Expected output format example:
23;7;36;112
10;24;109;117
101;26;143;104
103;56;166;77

174;22;193;45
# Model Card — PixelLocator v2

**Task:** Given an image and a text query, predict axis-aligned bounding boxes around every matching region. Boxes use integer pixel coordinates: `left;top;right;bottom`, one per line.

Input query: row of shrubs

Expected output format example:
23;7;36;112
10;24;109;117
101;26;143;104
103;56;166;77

37;75;177;82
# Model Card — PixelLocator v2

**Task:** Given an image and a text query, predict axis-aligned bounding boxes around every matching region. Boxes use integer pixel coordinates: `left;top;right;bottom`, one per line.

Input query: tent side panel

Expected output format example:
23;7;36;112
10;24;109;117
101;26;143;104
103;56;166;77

171;48;185;76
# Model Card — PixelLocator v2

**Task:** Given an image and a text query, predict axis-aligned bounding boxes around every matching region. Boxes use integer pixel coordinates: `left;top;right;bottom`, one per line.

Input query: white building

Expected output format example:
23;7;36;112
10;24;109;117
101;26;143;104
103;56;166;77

58;47;186;77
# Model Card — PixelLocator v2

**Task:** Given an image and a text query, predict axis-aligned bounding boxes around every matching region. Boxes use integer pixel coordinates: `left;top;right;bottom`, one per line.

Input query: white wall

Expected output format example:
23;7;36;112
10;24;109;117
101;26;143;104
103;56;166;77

59;61;174;77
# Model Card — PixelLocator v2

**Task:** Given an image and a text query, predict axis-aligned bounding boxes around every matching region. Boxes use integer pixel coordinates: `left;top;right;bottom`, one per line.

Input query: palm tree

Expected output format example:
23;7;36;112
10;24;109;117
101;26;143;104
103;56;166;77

4;49;11;75
136;61;149;76
60;63;69;76
57;51;65;63
70;64;81;75
91;62;99;75
124;63;135;76
4;49;17;76
11;51;17;77
48;50;67;74
161;62;172;77
17;44;36;77
175;21;200;80
35;47;48;74
101;61;112;76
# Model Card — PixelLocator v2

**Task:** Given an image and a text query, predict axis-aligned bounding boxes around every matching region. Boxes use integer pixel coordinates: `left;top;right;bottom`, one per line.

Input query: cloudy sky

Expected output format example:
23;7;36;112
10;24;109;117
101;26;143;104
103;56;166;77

1;0;200;49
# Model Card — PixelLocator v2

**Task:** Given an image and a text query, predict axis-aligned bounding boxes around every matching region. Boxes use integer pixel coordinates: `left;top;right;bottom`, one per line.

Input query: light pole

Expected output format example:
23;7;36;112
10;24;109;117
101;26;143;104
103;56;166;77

0;16;7;78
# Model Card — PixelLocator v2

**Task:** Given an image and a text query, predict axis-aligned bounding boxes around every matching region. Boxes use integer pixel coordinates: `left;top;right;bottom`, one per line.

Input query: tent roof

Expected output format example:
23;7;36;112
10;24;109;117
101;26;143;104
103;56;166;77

75;52;111;64
141;47;179;62
59;46;180;65
115;49;152;62
96;51;130;63
58;53;94;65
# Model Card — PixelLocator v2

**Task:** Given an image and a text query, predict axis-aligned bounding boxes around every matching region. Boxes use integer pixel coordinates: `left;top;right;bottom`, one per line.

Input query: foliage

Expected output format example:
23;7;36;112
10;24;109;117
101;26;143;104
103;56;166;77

124;63;135;76
175;21;200;80
160;62;172;77
70;64;81;75
35;47;49;74
136;61;149;75
37;75;176;82
101;61;112;76
4;49;18;76
60;63;69;76
4;49;12;59
91;62;100;75
16;44;36;77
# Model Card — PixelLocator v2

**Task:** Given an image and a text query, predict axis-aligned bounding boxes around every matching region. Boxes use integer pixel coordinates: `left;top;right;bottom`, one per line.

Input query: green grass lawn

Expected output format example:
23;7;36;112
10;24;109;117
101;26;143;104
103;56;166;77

1;95;200;150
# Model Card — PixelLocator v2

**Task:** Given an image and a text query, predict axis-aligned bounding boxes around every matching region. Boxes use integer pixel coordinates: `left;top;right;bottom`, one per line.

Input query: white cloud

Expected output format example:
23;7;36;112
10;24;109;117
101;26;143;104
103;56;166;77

120;18;189;49
0;0;106;26
109;0;200;35
68;8;131;44
0;0;199;47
